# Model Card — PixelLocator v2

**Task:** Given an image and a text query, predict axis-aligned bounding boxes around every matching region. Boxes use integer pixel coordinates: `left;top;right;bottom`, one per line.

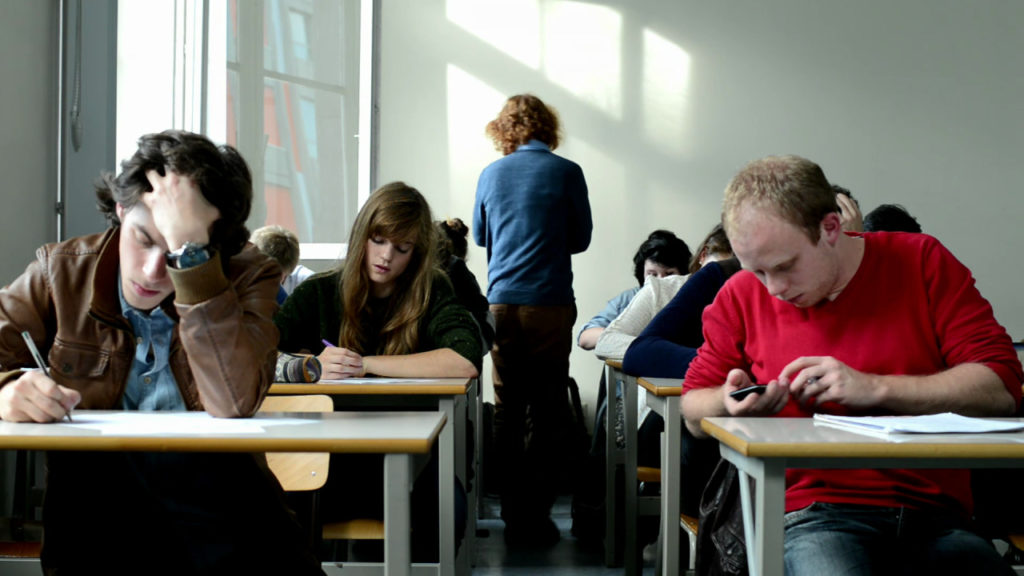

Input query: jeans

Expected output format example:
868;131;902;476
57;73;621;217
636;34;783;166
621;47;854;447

784;502;1014;576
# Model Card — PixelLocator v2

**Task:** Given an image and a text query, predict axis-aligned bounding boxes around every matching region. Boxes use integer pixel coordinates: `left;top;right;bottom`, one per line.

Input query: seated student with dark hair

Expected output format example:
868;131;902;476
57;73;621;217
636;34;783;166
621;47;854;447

863;203;922;233
621;233;744;520
0;130;322;575
435;217;495;352
577;230;691;350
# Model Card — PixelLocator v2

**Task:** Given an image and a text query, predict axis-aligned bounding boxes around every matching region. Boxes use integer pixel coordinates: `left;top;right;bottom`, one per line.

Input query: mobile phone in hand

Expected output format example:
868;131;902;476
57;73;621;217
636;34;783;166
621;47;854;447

729;384;767;401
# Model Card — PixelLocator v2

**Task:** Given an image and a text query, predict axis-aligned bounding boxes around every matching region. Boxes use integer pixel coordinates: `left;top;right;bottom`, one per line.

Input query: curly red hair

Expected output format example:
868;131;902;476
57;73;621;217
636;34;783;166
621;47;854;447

485;94;561;156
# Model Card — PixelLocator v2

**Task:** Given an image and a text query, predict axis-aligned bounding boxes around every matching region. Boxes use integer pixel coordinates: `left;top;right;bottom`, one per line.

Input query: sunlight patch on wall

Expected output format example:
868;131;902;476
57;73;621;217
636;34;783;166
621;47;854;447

445;64;509;210
563;134;626;234
642;28;691;157
543;2;622;120
446;0;541;69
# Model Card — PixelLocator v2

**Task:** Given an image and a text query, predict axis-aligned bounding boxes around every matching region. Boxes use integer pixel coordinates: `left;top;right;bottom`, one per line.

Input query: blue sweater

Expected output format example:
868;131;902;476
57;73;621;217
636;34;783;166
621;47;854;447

622;259;738;378
473;140;592;305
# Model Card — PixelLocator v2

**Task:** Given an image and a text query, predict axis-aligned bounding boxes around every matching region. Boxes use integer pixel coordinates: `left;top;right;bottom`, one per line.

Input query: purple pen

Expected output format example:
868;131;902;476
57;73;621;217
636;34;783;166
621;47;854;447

321;339;336;348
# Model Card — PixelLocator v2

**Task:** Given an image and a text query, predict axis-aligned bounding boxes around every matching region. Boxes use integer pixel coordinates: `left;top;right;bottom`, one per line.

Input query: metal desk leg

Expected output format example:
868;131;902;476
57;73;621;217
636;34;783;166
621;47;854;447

384;453;412;576
720;444;786;576
438;397;457;576
660;396;681;576
604;365;621;567
623;373;640;576
463;378;479;569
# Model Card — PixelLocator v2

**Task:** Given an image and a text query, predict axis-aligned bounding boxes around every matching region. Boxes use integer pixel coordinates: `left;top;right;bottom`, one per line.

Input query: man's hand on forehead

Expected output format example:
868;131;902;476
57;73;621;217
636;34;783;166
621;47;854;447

142;169;220;252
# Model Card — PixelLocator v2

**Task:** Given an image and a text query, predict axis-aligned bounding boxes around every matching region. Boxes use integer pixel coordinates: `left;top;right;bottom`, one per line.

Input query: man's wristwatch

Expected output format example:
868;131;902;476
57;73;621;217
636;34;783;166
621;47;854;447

165;242;212;269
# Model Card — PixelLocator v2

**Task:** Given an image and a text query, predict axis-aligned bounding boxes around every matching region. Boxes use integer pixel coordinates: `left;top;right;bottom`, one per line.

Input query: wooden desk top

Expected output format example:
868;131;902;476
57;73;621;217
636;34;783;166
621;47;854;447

0;410;445;454
637;376;682;397
702;417;1024;460
269;377;472;396
604;359;623;369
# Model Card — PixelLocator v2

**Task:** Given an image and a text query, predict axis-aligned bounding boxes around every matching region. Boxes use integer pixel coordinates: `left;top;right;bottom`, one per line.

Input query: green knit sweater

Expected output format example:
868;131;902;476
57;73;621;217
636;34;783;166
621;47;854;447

274;268;483;372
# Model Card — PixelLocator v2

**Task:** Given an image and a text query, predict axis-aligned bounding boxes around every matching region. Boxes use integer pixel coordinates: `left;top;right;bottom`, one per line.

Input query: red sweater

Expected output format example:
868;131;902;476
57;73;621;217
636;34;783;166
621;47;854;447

684;232;1023;516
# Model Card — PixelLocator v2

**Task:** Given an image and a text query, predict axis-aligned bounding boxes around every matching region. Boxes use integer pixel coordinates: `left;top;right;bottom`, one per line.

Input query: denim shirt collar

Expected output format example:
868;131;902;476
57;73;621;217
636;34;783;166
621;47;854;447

117;272;184;411
516;139;551;152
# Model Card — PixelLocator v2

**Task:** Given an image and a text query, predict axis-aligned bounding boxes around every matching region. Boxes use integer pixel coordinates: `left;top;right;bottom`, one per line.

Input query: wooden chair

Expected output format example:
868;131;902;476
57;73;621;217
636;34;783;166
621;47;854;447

258;395;386;556
259;394;332;492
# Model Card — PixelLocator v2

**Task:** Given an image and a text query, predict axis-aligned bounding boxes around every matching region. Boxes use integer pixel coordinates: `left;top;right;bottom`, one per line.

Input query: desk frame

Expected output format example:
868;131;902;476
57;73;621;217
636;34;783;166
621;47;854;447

634;376;682;576
270;378;478;576
0;410;445;576
603;360;626;567
604;360;682;576
703;416;1024;576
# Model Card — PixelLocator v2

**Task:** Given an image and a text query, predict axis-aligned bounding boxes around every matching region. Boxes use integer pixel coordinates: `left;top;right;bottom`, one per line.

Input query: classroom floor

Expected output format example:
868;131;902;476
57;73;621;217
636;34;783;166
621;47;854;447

472;494;658;576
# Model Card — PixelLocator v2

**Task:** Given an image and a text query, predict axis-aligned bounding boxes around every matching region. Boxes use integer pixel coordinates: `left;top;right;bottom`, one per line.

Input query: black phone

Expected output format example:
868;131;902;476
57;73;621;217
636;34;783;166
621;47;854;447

729;384;767;401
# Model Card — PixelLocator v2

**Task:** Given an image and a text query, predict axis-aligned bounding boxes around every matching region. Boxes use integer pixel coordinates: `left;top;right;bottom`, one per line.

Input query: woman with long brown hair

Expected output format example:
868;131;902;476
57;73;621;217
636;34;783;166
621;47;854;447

273;182;481;561
275;181;481;379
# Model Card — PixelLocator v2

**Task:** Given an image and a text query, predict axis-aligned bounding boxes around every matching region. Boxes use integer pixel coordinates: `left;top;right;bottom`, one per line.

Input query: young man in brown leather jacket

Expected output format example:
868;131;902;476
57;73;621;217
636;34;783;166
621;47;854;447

0;131;322;575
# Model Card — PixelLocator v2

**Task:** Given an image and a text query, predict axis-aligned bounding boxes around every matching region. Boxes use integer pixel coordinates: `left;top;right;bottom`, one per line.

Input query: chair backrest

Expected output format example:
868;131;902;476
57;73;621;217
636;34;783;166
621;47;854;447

258;394;332;491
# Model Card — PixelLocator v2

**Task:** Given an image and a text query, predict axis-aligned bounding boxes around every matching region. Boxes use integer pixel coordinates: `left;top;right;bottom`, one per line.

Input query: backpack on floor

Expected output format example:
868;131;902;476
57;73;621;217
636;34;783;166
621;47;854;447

695;458;748;576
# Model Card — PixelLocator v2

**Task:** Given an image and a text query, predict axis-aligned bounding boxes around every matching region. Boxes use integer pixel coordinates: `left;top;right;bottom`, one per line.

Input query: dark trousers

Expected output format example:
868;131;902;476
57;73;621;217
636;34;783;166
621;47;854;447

490;303;576;525
41;451;323;576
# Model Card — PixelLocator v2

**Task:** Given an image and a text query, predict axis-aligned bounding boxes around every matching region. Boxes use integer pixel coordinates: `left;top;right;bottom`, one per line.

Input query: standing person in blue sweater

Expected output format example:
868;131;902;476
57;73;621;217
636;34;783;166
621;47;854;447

473;93;593;546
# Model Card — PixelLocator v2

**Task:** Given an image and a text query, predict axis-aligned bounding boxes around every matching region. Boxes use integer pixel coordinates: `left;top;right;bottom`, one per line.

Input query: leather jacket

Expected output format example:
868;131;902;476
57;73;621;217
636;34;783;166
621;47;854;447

0;228;281;417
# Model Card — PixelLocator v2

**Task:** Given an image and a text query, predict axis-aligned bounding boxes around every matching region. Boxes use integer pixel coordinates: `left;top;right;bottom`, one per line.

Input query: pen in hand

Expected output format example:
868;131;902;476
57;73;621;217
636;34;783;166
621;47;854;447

321;339;336;348
21;331;72;422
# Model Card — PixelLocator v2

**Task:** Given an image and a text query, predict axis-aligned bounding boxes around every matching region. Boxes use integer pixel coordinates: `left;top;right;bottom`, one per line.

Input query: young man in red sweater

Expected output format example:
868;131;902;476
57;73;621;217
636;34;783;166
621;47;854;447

681;155;1022;575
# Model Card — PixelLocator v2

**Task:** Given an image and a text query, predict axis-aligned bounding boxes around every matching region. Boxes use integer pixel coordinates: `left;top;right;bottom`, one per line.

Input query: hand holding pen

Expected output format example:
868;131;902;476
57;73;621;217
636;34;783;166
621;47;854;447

318;339;366;379
0;332;80;423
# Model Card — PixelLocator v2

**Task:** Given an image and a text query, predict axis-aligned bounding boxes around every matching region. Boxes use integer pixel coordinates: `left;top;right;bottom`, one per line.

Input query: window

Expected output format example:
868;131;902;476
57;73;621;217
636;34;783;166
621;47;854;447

299;97;318;159
226;0;362;251
288;10;311;61
114;0;373;259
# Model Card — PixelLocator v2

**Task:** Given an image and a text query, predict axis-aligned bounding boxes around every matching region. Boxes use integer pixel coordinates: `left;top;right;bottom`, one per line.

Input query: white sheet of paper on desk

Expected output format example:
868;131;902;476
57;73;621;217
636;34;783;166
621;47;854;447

62;412;313;435
813;412;1024;436
318;378;436;384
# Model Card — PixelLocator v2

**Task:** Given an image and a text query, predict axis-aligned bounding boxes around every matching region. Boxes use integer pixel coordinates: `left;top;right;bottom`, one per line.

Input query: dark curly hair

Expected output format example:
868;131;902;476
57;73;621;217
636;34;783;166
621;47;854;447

95;130;253;261
435;217;470;262
486;94;561;156
632;230;692;286
864;204;922;233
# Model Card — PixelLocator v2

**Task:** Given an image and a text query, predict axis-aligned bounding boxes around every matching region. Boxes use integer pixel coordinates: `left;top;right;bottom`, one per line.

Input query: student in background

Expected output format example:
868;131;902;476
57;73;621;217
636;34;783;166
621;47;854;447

274;181;481;561
613;226;741;523
436;217;495;352
578;230;691;350
0;130;321;575
251;224;308;304
682;155;1020;575
687;223;732;274
863;203;922;233
596;225;727;360
833;184;864;232
473;93;592;546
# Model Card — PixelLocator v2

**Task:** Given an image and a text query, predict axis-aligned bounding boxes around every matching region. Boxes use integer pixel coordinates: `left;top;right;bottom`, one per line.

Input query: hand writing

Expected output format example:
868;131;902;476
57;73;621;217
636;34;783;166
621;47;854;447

0;371;80;422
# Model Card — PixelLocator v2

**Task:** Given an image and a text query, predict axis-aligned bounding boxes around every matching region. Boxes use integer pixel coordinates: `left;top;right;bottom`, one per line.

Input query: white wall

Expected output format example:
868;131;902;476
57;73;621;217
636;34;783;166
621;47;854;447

0;1;58;280
376;0;1024;413
0;0;58;518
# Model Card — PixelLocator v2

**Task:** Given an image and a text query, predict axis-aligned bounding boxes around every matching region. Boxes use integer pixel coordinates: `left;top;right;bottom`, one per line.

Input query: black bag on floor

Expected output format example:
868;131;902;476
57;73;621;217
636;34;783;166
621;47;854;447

695;458;748;576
